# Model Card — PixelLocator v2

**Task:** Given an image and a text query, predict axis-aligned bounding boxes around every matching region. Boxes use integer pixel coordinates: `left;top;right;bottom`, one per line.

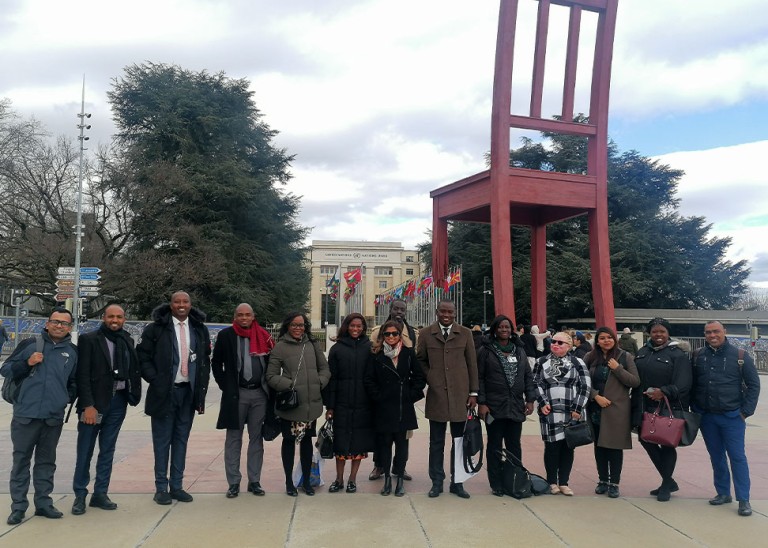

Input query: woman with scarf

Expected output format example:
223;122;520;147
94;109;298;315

266;312;330;496
633;317;691;502
324;313;375;494
364;320;425;497
533;331;591;496
584;326;640;498
477;315;535;496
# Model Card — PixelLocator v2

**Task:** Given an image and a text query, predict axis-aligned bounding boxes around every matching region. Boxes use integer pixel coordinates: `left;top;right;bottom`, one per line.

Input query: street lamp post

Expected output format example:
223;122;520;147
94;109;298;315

483;276;493;330
73;76;91;341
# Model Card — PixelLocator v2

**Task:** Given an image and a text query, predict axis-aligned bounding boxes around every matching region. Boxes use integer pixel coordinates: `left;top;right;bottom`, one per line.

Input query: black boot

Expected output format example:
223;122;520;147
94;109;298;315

381;474;392;496
394;476;405;497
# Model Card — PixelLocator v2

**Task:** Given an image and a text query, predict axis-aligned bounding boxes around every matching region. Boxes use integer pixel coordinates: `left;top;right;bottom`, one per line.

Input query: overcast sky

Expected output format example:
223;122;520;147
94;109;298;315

3;0;768;286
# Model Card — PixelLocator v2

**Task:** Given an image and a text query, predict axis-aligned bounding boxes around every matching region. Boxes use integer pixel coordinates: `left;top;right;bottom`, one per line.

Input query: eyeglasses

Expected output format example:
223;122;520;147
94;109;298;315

551;340;569;346
48;319;73;327
289;323;305;329
383;332;400;338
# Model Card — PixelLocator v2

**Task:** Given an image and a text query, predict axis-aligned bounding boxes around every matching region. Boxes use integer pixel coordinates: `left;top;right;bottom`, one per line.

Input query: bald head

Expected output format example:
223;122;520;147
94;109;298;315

170;291;191;321
234;303;255;329
102;304;126;332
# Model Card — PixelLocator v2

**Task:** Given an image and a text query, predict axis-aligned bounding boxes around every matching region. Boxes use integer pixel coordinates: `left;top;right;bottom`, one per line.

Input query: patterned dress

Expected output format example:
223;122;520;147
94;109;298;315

533;354;591;442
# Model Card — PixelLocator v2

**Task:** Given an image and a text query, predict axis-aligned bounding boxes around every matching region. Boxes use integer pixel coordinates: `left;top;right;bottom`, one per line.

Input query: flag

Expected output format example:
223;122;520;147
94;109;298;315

446;269;461;290
326;268;340;302
343;267;362;302
404;280;416;298
417;275;433;294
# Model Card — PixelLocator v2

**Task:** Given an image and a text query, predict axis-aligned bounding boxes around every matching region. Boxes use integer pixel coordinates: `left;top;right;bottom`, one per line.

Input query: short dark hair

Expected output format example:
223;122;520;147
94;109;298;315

488;315;514;339
338;313;367;338
49;307;74;321
372;320;402;353
278;311;312;340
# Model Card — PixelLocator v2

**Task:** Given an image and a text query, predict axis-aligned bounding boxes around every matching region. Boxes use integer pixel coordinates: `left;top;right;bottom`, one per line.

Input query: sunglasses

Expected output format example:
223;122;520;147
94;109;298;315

551;340;569;346
383;332;400;337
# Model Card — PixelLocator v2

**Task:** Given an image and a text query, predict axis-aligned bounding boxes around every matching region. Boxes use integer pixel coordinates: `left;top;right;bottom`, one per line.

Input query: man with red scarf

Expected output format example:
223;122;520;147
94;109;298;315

212;303;274;498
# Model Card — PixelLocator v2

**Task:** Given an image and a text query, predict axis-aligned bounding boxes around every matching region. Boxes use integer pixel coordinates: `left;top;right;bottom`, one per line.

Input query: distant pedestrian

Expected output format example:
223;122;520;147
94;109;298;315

692;321;760;517
618;328;639;355
71;304;141;515
1;308;78;525
211;303;274;499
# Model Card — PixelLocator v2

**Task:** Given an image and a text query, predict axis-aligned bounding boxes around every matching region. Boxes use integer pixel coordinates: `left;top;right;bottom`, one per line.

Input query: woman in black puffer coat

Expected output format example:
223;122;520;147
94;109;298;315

324;313;375;494
477;315;536;496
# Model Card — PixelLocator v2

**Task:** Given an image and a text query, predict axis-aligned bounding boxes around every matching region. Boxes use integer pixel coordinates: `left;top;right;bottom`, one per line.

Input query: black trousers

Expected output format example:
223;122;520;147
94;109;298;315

543;439;574;486
592;422;624;484
486;418;523;491
377;431;409;476
428;420;465;485
640;439;677;483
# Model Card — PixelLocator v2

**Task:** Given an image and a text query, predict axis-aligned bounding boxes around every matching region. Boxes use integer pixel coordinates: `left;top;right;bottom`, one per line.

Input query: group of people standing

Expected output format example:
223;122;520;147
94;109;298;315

0;295;761;527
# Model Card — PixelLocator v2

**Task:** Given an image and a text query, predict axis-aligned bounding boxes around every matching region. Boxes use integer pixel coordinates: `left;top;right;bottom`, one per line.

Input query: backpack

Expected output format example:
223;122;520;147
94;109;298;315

2;335;44;404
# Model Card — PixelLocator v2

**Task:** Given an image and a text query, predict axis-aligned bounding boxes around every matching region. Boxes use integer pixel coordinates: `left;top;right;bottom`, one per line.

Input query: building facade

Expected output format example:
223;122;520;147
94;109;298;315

306;240;422;327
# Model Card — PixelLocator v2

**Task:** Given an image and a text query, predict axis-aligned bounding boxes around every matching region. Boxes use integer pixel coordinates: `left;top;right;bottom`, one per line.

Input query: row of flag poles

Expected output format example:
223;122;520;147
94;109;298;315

374;266;462;307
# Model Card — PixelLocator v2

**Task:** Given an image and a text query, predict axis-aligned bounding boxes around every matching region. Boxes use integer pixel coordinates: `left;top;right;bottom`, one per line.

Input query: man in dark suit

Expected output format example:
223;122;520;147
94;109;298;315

417;299;478;499
211;303;274;498
137;291;211;505
71;304;141;515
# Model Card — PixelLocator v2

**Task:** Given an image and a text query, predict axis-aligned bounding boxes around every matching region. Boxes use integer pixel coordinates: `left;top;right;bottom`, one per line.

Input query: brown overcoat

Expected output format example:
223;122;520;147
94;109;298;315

417;322;478;422
588;349;640;449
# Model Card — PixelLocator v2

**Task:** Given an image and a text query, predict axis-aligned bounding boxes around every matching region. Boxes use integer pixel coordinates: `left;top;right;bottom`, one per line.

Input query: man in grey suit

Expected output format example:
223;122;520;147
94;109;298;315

417;299;478;499
211;303;274;498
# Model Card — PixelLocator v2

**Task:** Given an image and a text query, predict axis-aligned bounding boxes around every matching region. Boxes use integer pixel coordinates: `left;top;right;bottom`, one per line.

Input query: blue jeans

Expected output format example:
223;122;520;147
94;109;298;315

73;390;129;497
151;384;195;492
699;410;751;501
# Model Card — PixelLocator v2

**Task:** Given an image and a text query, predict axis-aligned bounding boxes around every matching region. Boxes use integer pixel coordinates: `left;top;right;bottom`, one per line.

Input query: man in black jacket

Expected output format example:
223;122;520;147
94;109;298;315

211;303;273;499
692;321;761;517
72;304;141;515
137;291;211;505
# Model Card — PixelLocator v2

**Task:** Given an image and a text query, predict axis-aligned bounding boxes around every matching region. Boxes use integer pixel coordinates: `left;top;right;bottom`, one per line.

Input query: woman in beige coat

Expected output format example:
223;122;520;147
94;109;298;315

266;312;330;496
584;326;640;498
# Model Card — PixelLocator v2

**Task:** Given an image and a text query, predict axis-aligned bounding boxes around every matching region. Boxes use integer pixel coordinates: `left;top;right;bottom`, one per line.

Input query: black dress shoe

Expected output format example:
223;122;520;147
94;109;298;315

226;484;240;498
402;470;413;481
394;476;405;497
345;480;357;493
286;484;298;497
247;482;265;496
449;483;470;499
7;510;24;525
709;494;733;505
71;496;86;515
381;475;392;496
738;500;752;516
301;483;315;496
90;494;117;510
607;484;620;499
650;479;679;496
595;482;609;495
369;467;383;481
153;491;172;505
428;483;443;498
34;506;63;519
491;488;504;497
170;489;193;503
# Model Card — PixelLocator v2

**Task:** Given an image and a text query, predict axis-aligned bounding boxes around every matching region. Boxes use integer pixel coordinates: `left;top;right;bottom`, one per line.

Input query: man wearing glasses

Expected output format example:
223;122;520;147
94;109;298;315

1;308;78;525
417;299;478;499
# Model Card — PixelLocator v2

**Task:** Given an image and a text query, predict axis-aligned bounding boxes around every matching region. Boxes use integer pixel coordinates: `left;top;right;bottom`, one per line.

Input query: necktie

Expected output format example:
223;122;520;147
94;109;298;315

443;327;450;341
242;338;252;381
180;321;189;377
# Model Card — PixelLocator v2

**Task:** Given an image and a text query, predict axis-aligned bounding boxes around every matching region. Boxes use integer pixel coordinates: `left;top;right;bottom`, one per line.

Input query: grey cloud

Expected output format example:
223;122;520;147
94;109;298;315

748;253;768;284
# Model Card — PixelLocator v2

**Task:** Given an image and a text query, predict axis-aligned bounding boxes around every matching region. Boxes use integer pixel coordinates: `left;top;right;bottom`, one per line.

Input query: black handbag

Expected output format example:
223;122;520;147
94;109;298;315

275;343;305;412
563;418;593;449
316;420;334;459
500;449;532;499
462;409;484;473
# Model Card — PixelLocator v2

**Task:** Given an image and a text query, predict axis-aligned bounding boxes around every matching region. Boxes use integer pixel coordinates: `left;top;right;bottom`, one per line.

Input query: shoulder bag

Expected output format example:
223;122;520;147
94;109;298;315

275;343;305;411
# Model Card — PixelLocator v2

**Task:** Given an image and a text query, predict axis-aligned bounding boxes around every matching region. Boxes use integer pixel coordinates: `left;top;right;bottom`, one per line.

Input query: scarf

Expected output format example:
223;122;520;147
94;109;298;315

99;323;135;381
492;341;518;387
549;355;570;380
232;321;274;356
383;340;402;365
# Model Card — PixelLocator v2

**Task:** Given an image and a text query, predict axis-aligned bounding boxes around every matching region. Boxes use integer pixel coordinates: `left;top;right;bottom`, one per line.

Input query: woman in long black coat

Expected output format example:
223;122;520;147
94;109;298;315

364;320;426;497
324;313;375;494
477;314;536;496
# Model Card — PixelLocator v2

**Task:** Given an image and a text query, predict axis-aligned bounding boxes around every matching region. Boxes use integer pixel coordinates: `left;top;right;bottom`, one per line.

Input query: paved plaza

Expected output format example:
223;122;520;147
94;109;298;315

0;378;765;547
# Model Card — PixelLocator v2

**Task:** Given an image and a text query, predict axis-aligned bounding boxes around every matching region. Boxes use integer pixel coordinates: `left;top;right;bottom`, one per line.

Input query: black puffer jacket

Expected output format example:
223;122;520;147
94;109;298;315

324;335;375;455
364;345;425;433
692;339;760;416
631;340;691;427
477;336;536;422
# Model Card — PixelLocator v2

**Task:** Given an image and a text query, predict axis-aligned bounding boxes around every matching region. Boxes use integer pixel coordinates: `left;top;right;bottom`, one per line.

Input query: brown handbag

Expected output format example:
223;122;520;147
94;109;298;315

640;394;685;447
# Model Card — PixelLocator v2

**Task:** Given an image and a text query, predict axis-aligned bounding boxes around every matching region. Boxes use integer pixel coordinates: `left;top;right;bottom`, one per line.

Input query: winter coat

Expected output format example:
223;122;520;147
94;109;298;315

533;353;591;443
137;304;211;417
211;326;270;430
76;328;141;413
364;345;426;433
417;322;479;422
618;333;639;355
691;338;760;417
1;332;77;422
324;335;375;455
631;340;691;428
520;333;538;359
477;337;535;422
586;349;640;449
266;334;330;423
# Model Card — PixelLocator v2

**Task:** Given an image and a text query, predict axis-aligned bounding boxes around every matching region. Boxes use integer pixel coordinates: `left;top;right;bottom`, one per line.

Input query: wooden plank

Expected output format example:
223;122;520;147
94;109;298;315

530;0;551;118
562;6;582;121
509;115;597;136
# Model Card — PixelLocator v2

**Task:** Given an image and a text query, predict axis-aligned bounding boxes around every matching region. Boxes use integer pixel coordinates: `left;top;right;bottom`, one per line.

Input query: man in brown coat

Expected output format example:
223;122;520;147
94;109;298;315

417;300;478;499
